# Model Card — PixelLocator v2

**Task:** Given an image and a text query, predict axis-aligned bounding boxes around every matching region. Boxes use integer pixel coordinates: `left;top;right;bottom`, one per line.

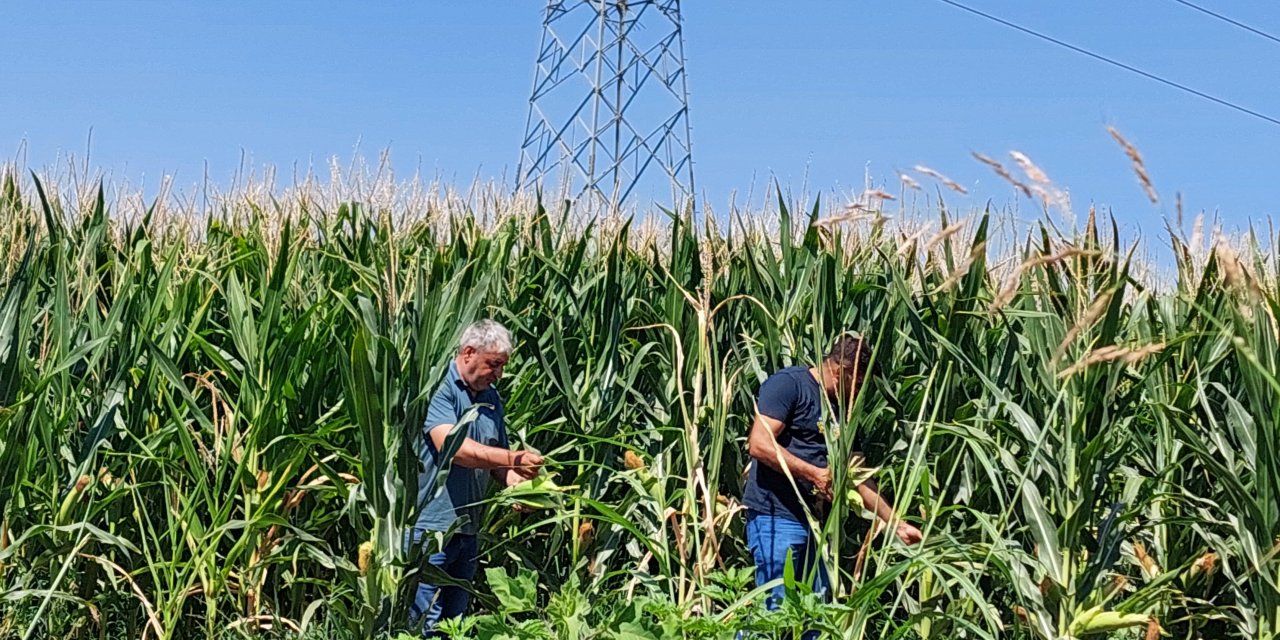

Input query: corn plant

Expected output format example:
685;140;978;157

0;165;1277;640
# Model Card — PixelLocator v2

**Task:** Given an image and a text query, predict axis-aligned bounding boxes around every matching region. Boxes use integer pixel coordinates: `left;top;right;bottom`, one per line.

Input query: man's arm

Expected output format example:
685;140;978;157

428;424;542;478
747;410;832;499
855;478;922;545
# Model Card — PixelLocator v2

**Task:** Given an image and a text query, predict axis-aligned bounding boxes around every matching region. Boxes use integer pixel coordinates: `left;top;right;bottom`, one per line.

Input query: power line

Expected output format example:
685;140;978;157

933;0;1280;129
1169;0;1280;47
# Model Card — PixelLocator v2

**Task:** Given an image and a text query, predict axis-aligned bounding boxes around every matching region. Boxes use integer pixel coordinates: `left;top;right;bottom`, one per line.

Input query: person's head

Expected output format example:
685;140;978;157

456;319;512;391
819;332;874;406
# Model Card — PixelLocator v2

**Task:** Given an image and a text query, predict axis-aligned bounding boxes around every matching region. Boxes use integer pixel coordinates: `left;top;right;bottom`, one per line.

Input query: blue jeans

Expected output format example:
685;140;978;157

408;531;479;637
745;510;829;639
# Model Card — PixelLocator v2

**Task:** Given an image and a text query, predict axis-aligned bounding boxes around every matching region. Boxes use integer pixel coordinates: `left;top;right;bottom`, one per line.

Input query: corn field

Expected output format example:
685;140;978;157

0;163;1277;640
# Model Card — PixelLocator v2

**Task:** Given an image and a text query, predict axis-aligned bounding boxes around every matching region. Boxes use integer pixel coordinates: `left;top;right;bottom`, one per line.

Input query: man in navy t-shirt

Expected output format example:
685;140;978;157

743;333;921;627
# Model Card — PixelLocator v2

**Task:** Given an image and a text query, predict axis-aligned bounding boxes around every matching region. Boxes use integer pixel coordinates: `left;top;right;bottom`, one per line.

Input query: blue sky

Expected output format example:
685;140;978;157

4;1;1279;239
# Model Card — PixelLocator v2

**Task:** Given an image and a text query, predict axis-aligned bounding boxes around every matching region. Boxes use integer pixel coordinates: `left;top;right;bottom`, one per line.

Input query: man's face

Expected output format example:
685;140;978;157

828;362;865;410
457;346;509;391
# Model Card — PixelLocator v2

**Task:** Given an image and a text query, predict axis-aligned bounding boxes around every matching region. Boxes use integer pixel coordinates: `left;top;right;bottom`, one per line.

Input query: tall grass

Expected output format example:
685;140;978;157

0;160;1277;639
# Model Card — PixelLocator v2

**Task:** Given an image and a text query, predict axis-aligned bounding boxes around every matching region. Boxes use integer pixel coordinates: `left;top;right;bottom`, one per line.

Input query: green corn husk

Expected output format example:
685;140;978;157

500;473;579;510
843;455;880;510
1068;605;1150;636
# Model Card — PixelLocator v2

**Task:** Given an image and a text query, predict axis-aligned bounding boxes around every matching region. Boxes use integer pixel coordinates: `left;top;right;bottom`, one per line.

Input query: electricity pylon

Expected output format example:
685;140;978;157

516;0;695;212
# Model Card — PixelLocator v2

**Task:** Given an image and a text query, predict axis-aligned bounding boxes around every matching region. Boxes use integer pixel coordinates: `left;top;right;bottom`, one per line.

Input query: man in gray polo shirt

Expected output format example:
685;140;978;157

409;319;543;636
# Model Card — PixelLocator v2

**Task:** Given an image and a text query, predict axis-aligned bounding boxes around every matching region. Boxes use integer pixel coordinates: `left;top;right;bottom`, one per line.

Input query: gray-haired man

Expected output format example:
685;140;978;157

409;320;543;636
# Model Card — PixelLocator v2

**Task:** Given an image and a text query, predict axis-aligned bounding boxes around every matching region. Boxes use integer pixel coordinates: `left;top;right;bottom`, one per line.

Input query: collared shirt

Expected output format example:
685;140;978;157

415;361;508;534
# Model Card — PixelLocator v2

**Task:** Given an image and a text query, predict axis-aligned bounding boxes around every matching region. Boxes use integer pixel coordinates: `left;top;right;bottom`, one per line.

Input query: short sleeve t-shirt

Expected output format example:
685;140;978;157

742;365;843;523
415;361;508;534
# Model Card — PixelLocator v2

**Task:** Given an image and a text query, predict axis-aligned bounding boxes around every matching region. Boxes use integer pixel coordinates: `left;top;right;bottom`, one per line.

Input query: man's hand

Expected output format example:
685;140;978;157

501;468;528;487
895;522;923;545
503;469;535;514
510;450;544;480
811;466;833;502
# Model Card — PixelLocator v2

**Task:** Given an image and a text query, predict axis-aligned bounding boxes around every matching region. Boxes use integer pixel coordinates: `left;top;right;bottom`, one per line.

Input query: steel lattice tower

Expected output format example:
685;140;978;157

516;0;695;211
